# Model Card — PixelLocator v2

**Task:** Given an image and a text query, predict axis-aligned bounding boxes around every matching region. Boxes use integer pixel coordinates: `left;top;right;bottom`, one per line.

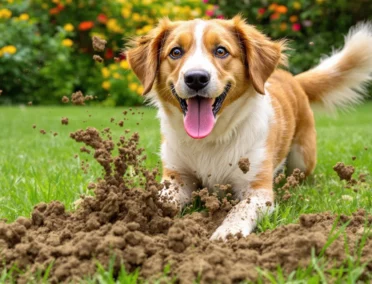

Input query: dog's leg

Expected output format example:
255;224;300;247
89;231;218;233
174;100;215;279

211;160;274;241
287;110;316;176
159;168;197;209
210;189;273;240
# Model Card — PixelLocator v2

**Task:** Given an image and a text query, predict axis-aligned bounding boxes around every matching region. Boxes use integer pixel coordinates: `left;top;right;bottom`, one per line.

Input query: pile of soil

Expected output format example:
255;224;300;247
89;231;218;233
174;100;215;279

1;129;372;283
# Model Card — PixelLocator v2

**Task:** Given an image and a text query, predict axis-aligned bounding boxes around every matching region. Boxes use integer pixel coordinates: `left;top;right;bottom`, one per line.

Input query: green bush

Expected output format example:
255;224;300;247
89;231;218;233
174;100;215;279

0;0;209;106
210;0;372;74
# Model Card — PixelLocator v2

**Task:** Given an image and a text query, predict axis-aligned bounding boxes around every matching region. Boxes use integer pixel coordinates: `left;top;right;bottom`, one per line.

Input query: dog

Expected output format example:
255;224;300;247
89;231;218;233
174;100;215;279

126;16;372;240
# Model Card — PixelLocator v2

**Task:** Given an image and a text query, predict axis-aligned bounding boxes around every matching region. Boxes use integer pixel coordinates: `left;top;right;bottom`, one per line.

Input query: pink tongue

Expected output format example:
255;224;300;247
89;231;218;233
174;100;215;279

184;97;215;139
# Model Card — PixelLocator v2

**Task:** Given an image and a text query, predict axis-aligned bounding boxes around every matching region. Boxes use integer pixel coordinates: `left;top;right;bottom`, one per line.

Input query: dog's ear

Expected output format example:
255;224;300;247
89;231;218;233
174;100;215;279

126;19;171;95
232;16;287;95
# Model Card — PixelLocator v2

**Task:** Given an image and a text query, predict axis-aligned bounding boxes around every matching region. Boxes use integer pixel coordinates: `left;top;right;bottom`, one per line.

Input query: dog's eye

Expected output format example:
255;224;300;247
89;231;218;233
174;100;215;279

169;47;183;59
215;46;229;58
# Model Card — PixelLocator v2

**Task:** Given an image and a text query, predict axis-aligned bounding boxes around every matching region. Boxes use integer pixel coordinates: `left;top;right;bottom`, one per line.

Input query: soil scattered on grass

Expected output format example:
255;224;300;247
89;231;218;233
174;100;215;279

93;55;104;63
1;130;372;283
61;117;69;125
92;36;107;52
27;101;32;106
39;129;46;135
32;124;36;129
238;157;250;174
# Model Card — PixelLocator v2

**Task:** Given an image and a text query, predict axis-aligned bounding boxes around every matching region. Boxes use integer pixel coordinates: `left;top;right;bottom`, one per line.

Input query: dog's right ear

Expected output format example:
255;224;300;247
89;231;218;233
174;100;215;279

126;19;172;95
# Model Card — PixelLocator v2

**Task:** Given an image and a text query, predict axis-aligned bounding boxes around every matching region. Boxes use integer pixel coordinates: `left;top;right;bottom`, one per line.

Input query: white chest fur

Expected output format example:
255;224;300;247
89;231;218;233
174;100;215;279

158;91;274;196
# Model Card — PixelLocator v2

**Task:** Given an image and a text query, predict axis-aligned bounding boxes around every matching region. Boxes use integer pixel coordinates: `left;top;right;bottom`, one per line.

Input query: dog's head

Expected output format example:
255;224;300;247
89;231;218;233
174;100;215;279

127;16;286;139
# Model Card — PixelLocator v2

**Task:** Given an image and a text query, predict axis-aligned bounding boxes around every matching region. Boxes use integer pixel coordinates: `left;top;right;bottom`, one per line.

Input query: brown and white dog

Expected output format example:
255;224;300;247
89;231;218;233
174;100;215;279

127;16;372;240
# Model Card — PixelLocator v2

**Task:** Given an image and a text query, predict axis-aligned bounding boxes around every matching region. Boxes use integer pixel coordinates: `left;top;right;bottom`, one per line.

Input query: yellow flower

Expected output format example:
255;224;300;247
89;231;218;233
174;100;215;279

101;67;110;78
66;0;72;3
0;9;12;19
52;0;59;3
41;4;48;9
102;81;111;90
109;64;118;71
107;19;123;33
19;13;29;21
7;0;14;3
129;82;138;92
113;73;121;79
132;13;141;22
62;39;73;47
293;2;301;10
136;86;144;95
142;25;153;34
120;60;129;69
316;0;325;3
2;45;17;55
64;23;74;32
121;7;131;18
280;22;287;31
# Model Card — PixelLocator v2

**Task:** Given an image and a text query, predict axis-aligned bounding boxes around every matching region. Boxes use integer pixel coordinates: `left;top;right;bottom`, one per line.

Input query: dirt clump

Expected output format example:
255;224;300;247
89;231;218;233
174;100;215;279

61;96;70;103
93;55;104;63
92;36;107;52
238;157;250;174
1;131;372;283
61;117;69;125
71;91;85;105
39;129;46;135
333;162;355;182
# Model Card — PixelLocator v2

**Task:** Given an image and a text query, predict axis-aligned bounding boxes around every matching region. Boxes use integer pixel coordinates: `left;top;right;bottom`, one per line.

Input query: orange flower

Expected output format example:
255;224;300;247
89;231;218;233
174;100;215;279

268;3;278;11
78;21;94;31
270;13;280;20
289;15;298;23
276;5;288;14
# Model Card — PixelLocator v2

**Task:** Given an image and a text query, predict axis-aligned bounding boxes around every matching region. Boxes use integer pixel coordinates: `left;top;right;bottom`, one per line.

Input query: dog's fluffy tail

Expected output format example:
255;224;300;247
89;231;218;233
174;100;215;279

295;22;372;111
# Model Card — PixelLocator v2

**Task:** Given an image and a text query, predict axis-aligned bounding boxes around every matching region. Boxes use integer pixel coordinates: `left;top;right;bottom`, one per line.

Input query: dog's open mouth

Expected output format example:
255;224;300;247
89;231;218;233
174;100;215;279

171;83;231;139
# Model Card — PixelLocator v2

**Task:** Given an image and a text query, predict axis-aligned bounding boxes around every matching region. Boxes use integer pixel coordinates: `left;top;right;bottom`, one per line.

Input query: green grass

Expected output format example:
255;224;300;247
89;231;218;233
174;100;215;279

0;103;371;282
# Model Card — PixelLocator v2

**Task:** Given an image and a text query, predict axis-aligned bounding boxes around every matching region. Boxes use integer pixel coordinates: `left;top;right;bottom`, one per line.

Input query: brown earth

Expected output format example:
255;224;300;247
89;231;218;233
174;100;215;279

92;36;107;52
0;129;372;283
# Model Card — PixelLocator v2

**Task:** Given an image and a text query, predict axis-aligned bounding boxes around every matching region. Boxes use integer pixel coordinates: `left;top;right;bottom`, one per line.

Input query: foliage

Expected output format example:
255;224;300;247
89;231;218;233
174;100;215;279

1;0;371;105
0;0;209;105
210;0;372;74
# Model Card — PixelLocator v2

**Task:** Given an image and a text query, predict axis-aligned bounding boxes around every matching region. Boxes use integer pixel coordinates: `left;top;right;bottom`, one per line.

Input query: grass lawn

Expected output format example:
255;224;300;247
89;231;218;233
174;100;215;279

0;103;371;282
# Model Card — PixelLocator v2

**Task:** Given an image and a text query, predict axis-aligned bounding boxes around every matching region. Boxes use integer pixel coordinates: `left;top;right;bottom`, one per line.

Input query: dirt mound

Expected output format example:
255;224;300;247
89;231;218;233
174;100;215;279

1;129;372;283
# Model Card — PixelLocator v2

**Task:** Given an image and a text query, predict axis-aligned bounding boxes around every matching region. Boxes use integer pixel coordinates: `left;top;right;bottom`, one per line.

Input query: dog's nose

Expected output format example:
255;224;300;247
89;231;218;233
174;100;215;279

184;70;210;91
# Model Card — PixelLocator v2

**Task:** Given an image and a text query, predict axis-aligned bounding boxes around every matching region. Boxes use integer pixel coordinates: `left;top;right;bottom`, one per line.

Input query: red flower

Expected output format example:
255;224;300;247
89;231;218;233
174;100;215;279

205;10;214;17
292;23;301;31
78;21;94;31
216;15;224;19
258;8;266;15
49;7;60;15
119;53;127;61
105;48;114;59
97;13;108;24
270;13;280;20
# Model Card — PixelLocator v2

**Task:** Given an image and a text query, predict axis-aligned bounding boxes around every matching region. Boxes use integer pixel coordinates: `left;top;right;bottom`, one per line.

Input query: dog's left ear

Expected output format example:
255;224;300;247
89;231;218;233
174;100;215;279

126;19;171;95
233;16;287;95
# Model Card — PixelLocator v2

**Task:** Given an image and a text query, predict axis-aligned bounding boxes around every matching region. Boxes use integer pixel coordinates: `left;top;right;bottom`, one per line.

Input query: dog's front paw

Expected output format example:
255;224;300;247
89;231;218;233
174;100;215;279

210;220;253;241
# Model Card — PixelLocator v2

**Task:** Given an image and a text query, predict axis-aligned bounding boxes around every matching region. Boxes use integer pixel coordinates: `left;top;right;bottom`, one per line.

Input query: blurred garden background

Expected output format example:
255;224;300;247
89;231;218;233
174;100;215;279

0;0;371;106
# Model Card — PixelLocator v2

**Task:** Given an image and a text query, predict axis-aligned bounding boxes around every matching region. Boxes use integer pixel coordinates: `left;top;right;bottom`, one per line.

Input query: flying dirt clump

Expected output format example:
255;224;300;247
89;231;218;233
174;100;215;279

92;36;107;52
238;157;250;174
1;129;372;283
61;96;69;103
333;162;355;182
93;55;104;63
71;91;86;105
61;117;69;125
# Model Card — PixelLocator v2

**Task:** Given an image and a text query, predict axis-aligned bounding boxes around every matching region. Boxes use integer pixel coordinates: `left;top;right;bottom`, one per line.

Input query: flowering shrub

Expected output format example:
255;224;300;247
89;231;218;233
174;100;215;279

0;0;210;105
210;0;372;74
